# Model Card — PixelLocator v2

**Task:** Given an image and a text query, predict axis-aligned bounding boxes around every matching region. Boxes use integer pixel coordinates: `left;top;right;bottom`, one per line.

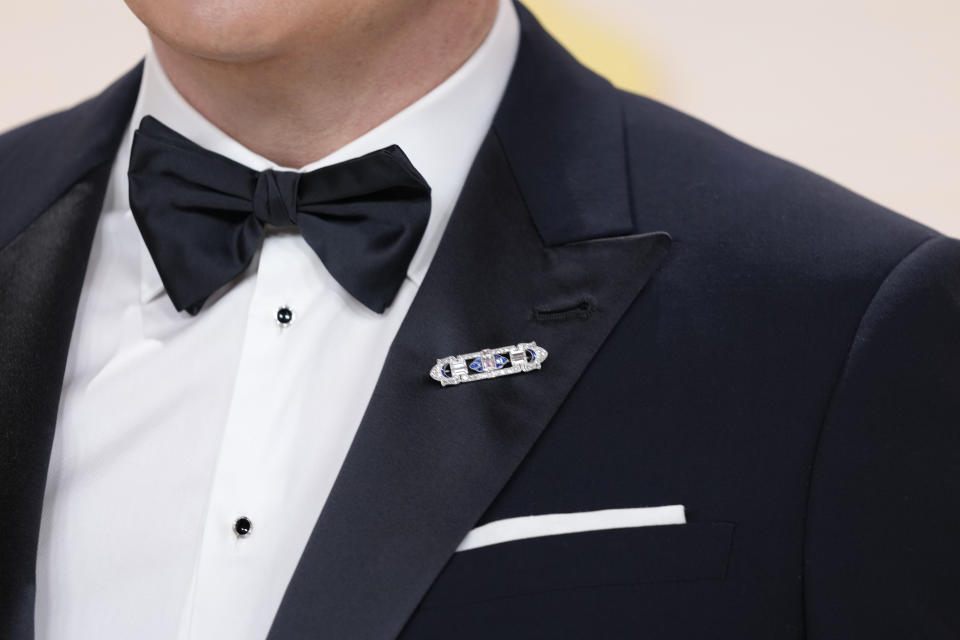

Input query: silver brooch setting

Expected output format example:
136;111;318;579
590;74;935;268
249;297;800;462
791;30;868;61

429;341;549;387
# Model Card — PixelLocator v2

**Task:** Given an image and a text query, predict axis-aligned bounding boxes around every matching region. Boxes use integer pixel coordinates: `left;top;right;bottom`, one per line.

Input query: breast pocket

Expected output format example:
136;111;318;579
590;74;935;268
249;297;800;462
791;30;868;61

420;522;736;610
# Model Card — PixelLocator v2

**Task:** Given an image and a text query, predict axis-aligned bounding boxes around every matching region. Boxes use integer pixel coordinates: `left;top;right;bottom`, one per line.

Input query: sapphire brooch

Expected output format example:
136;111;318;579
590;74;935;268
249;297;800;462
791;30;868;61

429;341;549;387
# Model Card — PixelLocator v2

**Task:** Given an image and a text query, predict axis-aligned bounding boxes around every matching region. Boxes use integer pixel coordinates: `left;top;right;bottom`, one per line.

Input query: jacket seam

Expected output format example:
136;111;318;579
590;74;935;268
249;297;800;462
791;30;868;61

798;231;942;631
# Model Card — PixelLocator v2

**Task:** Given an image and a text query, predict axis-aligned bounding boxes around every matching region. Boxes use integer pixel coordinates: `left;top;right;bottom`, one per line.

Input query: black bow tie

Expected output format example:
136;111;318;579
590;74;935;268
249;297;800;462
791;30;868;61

128;116;431;315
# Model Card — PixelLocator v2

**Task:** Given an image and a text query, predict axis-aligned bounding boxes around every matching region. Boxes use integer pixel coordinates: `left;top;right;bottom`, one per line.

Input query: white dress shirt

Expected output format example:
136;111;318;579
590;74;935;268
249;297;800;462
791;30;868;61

35;2;519;638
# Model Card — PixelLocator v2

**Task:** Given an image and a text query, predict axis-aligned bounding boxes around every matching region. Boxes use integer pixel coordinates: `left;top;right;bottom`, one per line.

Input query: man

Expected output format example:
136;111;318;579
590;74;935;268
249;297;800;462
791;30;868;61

1;0;957;638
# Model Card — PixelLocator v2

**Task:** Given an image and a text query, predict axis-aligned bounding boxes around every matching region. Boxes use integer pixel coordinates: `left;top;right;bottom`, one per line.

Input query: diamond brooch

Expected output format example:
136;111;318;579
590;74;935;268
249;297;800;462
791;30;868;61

429;341;549;387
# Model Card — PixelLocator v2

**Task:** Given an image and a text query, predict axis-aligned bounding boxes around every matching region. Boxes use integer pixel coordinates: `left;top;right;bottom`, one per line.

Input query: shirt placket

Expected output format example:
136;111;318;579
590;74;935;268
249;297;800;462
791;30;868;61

180;233;327;640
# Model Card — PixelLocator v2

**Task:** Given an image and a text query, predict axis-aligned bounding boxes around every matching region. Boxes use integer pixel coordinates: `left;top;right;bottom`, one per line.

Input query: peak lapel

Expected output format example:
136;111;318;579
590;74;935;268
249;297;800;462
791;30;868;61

0;64;141;639
0;62;142;248
269;7;672;639
268;128;670;638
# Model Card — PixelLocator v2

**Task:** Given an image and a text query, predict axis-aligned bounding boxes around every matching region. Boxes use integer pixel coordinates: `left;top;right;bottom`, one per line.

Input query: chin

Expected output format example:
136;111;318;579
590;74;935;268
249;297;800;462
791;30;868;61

124;0;334;62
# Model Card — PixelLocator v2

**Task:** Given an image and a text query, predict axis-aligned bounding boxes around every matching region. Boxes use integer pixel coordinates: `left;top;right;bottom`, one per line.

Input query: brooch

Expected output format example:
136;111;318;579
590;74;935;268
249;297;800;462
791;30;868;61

429;341;549;387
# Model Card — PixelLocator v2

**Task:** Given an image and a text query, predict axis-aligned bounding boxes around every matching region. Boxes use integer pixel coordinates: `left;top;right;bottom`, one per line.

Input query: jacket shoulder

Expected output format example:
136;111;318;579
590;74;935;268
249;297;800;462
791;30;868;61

619;90;940;269
621;92;941;304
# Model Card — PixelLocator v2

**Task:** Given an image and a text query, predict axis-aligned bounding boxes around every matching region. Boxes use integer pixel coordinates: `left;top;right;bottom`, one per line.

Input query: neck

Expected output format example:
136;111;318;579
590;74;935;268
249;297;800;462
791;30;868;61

150;1;499;168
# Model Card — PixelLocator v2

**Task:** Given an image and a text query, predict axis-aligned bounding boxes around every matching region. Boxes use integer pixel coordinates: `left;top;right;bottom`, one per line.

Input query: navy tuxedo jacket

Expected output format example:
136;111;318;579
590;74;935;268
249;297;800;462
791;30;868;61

1;6;958;639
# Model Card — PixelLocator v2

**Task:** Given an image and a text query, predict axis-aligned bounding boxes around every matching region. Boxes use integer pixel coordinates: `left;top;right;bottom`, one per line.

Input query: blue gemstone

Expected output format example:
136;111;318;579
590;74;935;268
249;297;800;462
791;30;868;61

494;355;508;369
469;358;483;372
527;349;537;361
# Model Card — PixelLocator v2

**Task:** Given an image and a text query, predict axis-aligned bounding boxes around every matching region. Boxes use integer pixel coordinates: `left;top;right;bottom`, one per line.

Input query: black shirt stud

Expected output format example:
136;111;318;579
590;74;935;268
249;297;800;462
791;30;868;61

234;516;252;538
276;306;294;327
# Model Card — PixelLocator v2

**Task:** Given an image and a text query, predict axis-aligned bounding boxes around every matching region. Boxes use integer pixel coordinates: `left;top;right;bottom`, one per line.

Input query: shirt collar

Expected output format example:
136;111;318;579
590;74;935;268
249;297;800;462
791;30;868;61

101;0;520;305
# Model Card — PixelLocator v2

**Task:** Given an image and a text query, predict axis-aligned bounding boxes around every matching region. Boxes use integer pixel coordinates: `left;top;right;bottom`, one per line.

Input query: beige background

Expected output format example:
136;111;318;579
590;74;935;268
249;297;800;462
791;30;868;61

2;0;957;236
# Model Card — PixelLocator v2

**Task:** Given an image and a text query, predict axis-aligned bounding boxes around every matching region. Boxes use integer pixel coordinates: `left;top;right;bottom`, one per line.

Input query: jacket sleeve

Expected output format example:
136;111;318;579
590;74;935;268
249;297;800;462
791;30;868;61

803;233;960;637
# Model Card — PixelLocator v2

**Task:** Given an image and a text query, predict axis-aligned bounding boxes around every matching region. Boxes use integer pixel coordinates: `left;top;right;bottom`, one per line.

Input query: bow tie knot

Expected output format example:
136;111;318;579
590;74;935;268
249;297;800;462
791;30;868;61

128;116;431;315
254;169;301;228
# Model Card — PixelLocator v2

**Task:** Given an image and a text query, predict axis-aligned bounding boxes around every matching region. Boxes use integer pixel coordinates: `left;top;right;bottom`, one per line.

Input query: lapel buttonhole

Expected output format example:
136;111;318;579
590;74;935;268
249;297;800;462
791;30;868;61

533;297;596;322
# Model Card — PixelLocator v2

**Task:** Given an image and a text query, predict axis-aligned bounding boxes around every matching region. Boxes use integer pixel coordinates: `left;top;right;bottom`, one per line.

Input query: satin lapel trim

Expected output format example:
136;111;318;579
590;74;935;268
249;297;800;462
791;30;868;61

0;61;141;249
268;132;672;640
0;163;110;639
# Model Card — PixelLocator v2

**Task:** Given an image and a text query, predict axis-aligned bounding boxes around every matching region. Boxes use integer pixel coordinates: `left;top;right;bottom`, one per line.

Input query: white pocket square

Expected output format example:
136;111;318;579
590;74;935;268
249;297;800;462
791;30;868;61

456;504;686;552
